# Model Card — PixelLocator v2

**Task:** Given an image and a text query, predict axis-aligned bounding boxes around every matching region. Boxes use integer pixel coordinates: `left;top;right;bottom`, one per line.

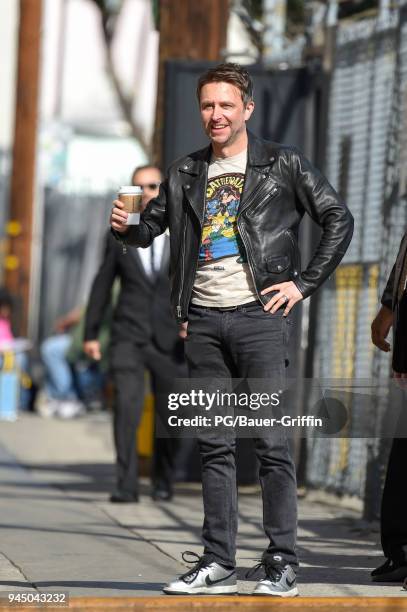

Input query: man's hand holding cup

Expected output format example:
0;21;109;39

111;199;129;232
111;186;142;232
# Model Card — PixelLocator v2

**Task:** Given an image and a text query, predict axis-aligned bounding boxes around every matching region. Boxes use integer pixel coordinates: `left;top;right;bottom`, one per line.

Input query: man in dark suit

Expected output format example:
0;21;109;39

371;229;407;582
84;165;185;503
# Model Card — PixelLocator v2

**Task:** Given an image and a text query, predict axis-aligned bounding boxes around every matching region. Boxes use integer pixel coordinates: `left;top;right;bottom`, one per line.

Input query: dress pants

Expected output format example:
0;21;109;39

381;436;407;564
110;340;185;496
381;308;407;566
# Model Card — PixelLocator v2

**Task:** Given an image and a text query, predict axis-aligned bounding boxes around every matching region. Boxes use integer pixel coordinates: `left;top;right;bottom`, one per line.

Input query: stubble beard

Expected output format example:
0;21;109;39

208;123;245;152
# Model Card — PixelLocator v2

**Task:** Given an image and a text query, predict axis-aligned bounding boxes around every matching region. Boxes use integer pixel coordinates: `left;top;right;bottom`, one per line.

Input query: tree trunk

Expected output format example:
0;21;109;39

6;0;42;336
153;0;229;167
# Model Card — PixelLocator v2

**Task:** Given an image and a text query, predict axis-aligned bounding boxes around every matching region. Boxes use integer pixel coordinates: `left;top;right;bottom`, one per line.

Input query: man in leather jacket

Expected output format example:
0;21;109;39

371;229;407;582
111;63;354;597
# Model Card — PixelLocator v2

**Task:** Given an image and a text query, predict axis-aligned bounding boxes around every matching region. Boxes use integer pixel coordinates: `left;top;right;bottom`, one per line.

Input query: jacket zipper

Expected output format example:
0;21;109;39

186;243;203;315
237;184;279;303
177;174;208;319
242;184;278;215
112;229;127;254
237;219;264;304
177;215;188;318
284;228;300;276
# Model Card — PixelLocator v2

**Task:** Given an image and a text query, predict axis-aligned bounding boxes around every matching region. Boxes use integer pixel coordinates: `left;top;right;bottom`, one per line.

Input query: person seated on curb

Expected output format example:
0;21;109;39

38;307;105;418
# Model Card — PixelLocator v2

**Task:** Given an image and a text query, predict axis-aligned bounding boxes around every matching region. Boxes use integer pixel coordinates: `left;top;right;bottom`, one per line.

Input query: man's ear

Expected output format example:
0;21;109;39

244;100;255;121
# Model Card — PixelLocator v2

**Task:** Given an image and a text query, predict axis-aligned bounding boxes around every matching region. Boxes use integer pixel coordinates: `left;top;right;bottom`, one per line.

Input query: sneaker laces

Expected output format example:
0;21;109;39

179;551;213;584
246;558;283;582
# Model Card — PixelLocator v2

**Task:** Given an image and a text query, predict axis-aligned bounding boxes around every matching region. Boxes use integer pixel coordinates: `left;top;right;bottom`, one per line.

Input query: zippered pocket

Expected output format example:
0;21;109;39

284;229;301;278
244;184;279;217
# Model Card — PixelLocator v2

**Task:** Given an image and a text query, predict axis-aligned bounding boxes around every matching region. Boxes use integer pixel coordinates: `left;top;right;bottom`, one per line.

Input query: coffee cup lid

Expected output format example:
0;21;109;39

118;186;142;194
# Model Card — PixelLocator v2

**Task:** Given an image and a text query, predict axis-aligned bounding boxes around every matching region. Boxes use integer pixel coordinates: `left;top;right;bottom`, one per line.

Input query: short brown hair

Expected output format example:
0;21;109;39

196;63;254;106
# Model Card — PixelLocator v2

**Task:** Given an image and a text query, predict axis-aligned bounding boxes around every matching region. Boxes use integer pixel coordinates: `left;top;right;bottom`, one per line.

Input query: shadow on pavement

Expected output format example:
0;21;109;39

0;580;163;591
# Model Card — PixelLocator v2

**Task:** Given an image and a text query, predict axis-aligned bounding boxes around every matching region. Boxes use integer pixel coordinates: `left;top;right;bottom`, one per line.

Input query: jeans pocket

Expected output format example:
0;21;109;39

240;305;285;320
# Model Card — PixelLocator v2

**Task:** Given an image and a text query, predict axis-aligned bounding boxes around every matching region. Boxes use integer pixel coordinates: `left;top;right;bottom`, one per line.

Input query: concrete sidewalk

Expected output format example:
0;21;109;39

0;413;405;600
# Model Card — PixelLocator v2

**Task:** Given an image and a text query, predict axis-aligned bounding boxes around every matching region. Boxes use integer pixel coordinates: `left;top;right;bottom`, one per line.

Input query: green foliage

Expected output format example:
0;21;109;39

88;0;124;43
151;0;160;30
338;0;378;19
287;0;304;26
242;0;305;39
91;0;123;11
242;0;380;32
245;0;263;21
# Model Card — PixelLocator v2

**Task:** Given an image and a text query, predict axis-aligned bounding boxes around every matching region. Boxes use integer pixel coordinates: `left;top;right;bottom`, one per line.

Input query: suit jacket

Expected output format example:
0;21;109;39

381;230;407;372
84;231;180;357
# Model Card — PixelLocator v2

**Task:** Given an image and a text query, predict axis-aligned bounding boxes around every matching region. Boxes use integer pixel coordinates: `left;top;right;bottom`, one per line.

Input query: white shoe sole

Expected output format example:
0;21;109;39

253;586;299;597
163;584;237;595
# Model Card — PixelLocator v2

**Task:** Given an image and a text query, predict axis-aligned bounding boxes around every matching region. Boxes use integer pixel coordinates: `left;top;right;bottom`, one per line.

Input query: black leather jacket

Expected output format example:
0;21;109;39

118;132;354;321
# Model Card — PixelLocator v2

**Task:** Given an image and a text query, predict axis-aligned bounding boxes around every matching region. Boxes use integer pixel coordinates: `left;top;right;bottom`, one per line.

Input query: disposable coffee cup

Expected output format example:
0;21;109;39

118;186;143;225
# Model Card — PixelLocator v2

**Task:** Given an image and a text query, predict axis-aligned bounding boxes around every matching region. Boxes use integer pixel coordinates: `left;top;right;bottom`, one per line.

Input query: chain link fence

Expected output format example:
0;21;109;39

38;186;113;340
0;168;113;341
306;6;407;515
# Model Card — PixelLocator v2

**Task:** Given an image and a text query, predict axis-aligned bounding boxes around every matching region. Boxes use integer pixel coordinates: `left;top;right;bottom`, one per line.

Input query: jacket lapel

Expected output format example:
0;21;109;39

183;168;208;226
128;245;152;285
178;152;209;226
239;132;277;215
178;131;277;222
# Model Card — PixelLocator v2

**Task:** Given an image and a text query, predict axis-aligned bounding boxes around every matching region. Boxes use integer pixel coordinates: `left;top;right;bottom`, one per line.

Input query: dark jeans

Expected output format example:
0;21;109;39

110;340;186;496
185;302;298;569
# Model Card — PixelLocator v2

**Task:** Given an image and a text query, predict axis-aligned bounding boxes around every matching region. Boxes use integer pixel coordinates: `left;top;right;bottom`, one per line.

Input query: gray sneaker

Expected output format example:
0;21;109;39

248;554;298;597
163;551;237;595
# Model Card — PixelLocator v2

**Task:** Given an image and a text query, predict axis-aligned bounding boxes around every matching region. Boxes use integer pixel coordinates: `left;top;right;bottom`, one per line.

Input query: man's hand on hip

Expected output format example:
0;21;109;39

110;199;129;233
261;281;303;316
371;305;393;352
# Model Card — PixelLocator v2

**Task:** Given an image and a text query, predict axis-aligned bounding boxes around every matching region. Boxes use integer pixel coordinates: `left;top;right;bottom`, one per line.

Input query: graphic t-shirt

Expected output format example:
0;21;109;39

192;149;257;307
199;173;246;262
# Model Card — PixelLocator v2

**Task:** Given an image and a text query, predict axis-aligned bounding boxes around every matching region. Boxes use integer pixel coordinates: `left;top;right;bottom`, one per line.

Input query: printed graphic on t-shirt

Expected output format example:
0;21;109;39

199;173;247;262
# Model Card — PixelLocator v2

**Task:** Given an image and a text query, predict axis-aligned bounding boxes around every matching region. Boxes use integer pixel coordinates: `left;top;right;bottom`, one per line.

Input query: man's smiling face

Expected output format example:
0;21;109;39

199;81;254;151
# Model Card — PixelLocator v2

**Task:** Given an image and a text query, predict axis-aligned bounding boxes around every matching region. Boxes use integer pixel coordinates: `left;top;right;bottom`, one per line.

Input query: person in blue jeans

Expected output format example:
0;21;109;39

41;333;76;400
39;308;103;418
